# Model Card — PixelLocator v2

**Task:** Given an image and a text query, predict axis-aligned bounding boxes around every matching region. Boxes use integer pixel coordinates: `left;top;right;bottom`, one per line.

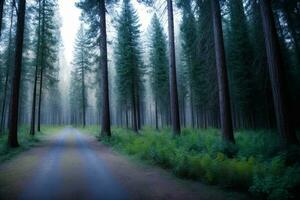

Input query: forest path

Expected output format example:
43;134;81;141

0;128;249;200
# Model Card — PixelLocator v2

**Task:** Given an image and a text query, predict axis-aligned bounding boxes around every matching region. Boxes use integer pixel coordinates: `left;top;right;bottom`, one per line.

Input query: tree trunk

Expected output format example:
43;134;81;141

30;64;39;135
37;0;45;132
37;65;44;132
155;99;158;130
30;0;41;136
0;6;14;135
82;65;86;127
136;90;141;130
0;0;4;39
211;0;235;143
8;0;26;148
125;105;129;129
100;0;111;137
0;69;9;134
132;86;138;133
259;0;299;145
167;0;181;135
190;89;194;128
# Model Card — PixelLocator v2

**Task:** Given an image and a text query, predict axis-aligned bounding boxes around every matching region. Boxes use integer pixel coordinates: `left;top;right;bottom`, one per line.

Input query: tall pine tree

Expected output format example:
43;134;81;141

148;14;169;130
70;24;91;127
115;0;144;133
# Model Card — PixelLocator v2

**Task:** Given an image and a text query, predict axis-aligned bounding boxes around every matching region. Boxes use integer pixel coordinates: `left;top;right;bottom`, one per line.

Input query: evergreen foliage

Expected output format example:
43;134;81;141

148;14;169;129
115;0;144;132
227;0;255;128
70;25;92;127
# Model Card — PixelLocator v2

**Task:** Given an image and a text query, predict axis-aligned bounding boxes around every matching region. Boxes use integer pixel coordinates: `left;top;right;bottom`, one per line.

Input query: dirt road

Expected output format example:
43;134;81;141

0;128;249;200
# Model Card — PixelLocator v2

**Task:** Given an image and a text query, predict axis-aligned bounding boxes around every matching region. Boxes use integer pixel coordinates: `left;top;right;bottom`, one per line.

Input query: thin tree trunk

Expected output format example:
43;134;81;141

100;0;111;137
125;105;129;129
259;0;299;145
0;0;4;39
30;63;39;135
190;89;194;128
155;99;158;130
37;65;44;132
8;0;26;148
136;91;141;130
211;0;235;143
30;0;41;136
182;99;186;128
82;64;86;127
132;86;138;133
167;0;181;135
37;0;45;132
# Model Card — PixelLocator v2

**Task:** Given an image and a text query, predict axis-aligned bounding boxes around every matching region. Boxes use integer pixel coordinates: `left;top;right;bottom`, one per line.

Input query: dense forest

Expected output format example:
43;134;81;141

0;0;300;199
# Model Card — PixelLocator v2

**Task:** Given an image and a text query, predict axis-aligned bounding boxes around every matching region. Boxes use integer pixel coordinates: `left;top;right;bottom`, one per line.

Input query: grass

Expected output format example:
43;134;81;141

82;126;300;200
0;126;63;162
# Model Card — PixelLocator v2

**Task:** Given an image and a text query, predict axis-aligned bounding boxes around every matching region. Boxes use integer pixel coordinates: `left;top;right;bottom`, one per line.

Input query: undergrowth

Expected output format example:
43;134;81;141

83;126;300;200
0;126;63;162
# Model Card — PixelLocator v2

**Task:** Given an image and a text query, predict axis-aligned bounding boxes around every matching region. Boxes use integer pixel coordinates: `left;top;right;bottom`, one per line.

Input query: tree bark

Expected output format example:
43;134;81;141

0;6;14;134
167;0;181;135
211;0;235;143
100;0;111;137
190;88;194;128
259;0;299;145
125;105;129;129
132;84;138;133
0;0;4;39
30;0;41;136
0;68;9;134
8;0;26;148
37;0;45;132
37;62;44;132
30;63;39;135
136;90;141;130
82;65;86;127
155;99;158;130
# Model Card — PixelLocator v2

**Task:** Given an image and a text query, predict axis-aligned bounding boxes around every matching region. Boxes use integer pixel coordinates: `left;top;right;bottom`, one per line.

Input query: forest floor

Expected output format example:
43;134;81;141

0;127;249;200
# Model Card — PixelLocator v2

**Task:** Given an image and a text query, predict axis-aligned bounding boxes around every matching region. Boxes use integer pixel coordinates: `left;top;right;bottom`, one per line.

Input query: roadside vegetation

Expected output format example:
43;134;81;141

82;126;300;200
0;126;63;162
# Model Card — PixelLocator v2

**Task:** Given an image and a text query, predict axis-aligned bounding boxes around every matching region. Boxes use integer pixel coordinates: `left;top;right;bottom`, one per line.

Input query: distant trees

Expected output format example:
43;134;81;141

247;1;274;129
227;0;255;129
179;0;198;129
148;14;169;130
139;0;181;135
37;0;60;132
0;0;299;148
115;0;144;133
196;0;219;129
77;0;119;136
29;0;60;134
69;25;91;127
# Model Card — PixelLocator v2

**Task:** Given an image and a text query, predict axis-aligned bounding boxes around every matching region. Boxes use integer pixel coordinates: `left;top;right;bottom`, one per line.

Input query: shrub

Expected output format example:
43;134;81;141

91;127;300;200
250;164;300;200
